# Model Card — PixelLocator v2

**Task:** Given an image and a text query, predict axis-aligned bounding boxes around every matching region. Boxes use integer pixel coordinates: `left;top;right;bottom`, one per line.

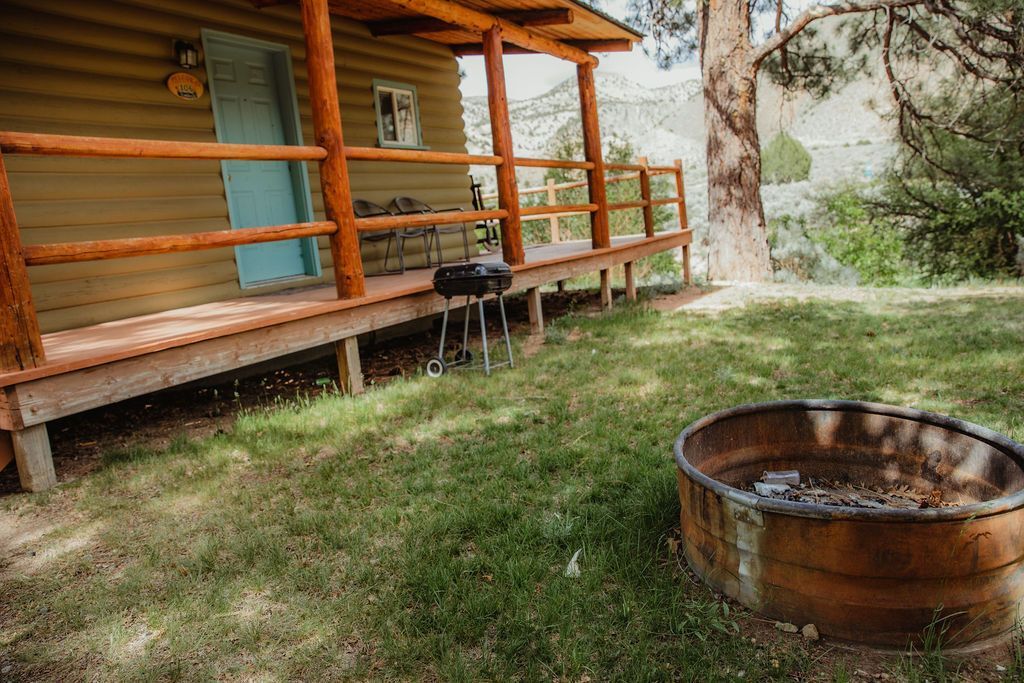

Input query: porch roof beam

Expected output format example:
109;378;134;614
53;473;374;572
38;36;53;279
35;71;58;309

380;0;598;65
450;39;632;56
368;8;573;36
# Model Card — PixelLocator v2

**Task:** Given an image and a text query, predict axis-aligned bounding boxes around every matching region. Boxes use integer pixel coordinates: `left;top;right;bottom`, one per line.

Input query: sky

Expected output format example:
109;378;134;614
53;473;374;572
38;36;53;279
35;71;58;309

457;0;700;101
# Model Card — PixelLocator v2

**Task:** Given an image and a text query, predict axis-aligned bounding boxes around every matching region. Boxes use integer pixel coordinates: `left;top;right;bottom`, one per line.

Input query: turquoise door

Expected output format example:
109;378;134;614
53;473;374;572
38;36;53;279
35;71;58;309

203;31;319;287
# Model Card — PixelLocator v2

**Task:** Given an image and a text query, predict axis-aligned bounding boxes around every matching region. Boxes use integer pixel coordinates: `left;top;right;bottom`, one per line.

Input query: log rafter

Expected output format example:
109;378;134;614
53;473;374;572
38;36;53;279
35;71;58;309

450;39;632;56
385;0;597;64
367;8;573;35
251;0;606;64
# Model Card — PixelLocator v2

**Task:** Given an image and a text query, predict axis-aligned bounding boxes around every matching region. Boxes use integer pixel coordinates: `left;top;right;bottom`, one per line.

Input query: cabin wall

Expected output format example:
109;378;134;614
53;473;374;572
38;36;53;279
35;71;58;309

0;0;474;333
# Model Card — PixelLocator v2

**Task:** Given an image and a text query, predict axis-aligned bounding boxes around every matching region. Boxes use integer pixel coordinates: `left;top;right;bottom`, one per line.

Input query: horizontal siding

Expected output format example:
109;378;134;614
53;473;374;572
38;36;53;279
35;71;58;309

0;0;474;333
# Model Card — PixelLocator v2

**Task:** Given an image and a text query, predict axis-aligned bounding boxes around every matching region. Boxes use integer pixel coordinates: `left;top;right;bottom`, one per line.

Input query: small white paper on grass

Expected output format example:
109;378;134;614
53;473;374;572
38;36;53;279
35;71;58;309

564;548;583;578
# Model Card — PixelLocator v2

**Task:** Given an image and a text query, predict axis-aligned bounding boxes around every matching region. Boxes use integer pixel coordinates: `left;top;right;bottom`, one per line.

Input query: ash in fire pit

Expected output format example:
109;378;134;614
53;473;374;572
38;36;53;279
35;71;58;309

745;470;959;510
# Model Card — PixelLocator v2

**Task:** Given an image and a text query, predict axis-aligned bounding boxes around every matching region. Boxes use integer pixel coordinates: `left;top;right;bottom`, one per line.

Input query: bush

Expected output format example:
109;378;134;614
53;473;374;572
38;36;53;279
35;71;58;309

767;184;914;286
811;187;911;286
761;132;812;185
885;183;1024;282
768;214;858;285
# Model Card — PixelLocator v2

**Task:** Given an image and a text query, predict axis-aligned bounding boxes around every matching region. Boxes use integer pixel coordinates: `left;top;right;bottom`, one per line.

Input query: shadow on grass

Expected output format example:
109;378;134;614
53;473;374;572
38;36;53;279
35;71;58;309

2;293;1023;681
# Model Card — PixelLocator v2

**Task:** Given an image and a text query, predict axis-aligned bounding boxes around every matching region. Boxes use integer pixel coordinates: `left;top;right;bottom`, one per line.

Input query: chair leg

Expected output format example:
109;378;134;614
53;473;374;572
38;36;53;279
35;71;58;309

421;230;434;268
385;231;406;274
396;232;406;273
382;233;394;272
461;226;471;261
433;228;443;266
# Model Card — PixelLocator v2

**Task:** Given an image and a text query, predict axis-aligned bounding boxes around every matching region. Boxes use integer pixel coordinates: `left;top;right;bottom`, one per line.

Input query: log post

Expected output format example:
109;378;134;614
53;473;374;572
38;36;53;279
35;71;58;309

12;424;56;492
638;156;654;238
673;158;688;232
674;159;692;284
624;261;637;301
0;152;45;371
526;286;544;335
482;27;524;266
546;178;560;243
300;0;365;298
599;269;612;311
578;62;610;303
335;336;364;395
577;63;609;249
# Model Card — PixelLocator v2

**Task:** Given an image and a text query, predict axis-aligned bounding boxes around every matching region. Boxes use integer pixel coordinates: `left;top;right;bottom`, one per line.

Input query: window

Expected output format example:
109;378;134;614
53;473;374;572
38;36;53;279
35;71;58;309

372;80;425;149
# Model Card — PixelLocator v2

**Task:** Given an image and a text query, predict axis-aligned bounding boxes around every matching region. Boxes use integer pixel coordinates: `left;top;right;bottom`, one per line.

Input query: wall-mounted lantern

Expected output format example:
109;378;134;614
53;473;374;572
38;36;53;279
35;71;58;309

174;40;199;69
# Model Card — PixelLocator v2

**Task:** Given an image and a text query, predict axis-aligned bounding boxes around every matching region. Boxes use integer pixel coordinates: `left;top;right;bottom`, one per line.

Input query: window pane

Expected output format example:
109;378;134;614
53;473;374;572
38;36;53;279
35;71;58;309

378;90;396;142
394;91;417;144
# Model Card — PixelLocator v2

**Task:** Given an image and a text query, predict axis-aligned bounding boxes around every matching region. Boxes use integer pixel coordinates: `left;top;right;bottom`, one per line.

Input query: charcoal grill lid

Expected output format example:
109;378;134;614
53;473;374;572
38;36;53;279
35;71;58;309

433;261;511;282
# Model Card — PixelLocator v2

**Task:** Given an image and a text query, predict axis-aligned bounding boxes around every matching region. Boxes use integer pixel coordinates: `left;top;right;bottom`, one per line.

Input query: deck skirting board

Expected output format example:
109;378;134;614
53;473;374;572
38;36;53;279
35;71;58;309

0;231;690;429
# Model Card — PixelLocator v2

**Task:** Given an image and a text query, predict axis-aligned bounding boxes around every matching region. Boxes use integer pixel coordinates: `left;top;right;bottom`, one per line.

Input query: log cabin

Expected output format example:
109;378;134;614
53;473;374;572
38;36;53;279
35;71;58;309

0;0;692;491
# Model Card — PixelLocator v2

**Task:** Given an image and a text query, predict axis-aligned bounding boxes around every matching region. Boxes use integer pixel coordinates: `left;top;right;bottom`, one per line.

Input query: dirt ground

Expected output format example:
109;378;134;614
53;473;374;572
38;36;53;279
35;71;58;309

0;288;612;495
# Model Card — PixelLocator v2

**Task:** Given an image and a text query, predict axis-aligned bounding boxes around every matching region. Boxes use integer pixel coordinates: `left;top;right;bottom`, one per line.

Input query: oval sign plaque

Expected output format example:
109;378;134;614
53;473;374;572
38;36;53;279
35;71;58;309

166;72;204;101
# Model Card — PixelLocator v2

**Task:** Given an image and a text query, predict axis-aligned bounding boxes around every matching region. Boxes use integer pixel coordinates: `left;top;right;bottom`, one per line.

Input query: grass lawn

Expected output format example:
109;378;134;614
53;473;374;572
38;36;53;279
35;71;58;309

2;286;1023;681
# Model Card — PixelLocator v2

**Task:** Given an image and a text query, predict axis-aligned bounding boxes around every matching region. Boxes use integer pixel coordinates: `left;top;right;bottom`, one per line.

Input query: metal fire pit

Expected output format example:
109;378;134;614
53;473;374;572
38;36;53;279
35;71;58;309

674;400;1024;648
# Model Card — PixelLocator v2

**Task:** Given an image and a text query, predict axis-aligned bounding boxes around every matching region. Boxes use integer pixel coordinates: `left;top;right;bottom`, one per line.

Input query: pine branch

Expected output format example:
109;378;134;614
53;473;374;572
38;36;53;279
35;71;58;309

750;0;925;69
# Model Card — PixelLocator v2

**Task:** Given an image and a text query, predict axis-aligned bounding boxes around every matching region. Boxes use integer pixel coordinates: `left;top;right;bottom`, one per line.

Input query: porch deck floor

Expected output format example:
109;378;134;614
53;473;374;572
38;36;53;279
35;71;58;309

3;233;685;389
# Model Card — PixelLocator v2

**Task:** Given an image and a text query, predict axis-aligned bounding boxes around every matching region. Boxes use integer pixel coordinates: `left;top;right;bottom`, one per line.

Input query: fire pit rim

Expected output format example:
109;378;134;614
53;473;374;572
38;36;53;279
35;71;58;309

674;399;1024;523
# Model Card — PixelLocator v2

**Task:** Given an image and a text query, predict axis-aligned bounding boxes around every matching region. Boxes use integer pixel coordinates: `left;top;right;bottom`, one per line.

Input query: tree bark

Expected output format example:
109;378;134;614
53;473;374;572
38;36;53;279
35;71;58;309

699;0;772;282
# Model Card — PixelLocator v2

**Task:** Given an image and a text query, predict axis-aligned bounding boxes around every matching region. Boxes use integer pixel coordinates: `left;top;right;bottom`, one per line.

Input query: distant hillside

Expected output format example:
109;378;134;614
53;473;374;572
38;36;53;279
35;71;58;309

462;70;892;168
461;69;898;277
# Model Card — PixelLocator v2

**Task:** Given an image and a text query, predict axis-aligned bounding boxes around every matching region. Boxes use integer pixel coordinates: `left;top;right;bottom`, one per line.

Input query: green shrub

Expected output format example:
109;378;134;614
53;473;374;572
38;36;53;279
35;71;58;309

761;132;812;184
885;183;1024;282
810;186;912;286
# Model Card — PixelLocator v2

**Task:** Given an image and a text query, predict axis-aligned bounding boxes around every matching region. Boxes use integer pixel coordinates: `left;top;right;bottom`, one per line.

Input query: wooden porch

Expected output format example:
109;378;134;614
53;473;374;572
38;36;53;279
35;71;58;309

0;0;691;490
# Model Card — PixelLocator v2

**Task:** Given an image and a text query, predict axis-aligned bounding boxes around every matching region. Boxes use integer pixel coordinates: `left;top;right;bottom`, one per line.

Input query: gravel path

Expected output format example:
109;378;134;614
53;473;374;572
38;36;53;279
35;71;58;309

655;282;1024;313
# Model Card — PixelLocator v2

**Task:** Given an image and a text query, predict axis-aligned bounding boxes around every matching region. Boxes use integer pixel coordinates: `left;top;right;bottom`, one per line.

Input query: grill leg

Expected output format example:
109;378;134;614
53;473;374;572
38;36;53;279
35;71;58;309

498;294;513;369
461;295;472;359
478;296;490;376
438;297;452;359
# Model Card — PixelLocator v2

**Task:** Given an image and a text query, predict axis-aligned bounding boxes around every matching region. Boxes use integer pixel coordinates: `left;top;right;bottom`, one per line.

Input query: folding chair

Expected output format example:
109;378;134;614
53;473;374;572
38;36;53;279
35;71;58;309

353;199;429;274
391;196;473;266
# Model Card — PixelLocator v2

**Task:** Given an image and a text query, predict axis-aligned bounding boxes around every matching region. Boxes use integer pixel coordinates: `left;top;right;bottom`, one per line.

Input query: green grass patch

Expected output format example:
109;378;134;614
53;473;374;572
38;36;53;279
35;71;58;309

3;290;1024;680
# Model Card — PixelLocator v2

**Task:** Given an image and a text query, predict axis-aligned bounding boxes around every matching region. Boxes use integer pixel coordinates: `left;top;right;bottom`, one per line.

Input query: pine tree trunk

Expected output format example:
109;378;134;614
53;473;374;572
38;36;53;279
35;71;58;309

699;0;772;281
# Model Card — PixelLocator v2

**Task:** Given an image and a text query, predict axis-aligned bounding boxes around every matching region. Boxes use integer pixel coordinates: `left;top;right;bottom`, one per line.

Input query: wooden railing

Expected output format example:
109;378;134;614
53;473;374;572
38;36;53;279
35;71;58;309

23;222;339;266
0;131;328;161
1;129;683;275
0;131;507;266
482;157;688;244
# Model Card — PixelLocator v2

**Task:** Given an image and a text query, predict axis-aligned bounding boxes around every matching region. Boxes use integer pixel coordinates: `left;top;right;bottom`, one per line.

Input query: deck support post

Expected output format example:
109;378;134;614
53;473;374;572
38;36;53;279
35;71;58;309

300;0;365;299
577;63;609;250
638;156;655;238
0;152;45;372
624;261;637;301
482;27;524;266
526;286;544;335
673;159;691;285
599;269;612;311
11;424;56;492
335;336;364;395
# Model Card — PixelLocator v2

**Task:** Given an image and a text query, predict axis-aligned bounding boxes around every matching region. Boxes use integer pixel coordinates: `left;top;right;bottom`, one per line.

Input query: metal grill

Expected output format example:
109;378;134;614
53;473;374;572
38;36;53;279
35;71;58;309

427;262;513;377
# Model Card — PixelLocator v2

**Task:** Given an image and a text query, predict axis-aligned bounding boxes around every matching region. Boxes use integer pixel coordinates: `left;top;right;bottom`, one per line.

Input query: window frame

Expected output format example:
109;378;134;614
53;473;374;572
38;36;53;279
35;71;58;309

371;79;428;150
